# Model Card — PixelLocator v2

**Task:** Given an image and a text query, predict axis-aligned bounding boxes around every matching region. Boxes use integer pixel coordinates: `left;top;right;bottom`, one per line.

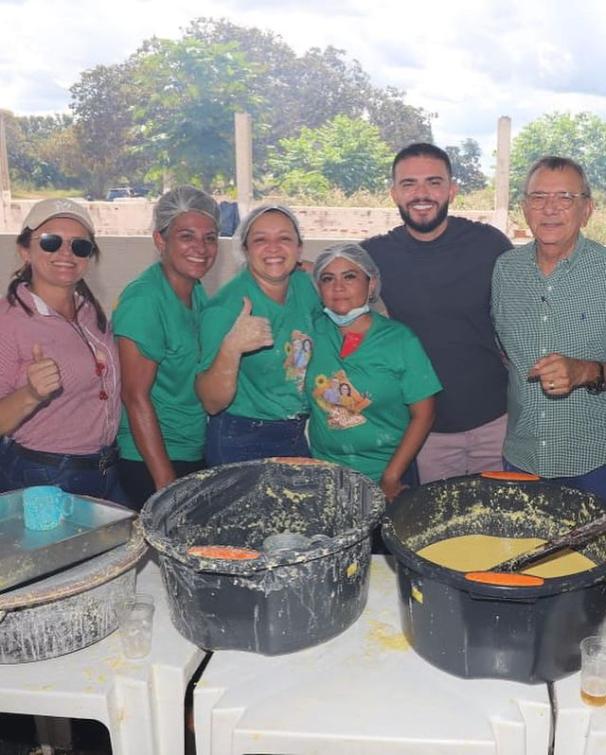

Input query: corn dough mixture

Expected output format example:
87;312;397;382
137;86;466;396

417;534;596;577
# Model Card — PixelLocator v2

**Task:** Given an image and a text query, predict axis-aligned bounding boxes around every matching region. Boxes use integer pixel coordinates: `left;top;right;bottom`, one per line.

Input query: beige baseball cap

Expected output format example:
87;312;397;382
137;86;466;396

21;198;95;234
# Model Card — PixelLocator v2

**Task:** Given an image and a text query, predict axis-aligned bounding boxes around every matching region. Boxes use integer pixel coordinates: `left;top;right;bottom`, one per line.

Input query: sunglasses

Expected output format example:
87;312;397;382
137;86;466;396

33;233;95;258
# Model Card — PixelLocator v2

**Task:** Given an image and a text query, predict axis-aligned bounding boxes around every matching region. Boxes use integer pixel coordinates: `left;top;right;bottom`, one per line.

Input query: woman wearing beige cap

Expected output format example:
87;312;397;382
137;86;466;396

113;186;220;509
0;198;125;500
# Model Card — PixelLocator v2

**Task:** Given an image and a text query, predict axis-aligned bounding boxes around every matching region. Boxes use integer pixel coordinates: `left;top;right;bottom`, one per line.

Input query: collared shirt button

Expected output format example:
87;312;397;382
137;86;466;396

541;440;547;447
541;411;546;418
542;315;548;322
547;286;553;292
541;348;547;354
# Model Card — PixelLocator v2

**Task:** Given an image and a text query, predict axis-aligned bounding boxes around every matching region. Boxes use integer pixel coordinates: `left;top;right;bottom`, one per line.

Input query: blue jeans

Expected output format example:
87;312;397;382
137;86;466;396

118;457;205;511
0;436;128;504
206;412;310;466
503;459;606;500
372;461;419;554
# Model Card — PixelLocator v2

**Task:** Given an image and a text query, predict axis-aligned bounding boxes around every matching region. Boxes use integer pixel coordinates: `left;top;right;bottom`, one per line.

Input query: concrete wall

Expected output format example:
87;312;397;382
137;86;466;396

0;235;345;314
0;203;509;315
0;197;501;238
1;199;156;237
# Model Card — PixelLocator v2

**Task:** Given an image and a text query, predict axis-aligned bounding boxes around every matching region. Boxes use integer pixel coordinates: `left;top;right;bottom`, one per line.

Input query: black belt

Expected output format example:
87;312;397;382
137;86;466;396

11;441;118;472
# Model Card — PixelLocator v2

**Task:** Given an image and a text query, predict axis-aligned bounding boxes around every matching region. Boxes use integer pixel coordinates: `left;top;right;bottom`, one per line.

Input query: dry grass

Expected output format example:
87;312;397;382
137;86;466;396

10;186;78;200
451;186;496;211
262;188;394;207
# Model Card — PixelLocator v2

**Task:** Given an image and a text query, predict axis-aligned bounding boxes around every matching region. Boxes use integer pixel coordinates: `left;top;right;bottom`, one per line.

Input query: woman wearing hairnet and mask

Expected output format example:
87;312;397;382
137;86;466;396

112;186;220;509
306;243;442;502
196;204;321;464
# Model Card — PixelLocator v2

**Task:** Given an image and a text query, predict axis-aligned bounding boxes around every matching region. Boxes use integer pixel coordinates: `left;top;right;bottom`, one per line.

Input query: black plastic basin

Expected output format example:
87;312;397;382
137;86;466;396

382;474;606;684
141;458;384;655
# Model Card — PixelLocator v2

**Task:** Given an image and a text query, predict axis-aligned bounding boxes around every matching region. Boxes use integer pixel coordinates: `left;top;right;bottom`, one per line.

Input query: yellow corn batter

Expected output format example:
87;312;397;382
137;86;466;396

417;534;596;578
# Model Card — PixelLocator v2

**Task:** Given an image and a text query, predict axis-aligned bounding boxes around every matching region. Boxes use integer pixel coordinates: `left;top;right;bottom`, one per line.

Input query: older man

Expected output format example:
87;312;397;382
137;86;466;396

492;156;606;497
363;143;511;483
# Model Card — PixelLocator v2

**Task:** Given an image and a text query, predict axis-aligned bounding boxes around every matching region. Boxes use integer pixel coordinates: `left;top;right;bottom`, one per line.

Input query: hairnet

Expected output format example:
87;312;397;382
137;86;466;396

234;204;303;255
313;242;381;303
153;185;221;233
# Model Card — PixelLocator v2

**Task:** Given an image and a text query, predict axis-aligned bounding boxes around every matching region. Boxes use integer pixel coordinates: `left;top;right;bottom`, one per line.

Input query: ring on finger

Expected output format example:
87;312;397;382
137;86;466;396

549;381;555;390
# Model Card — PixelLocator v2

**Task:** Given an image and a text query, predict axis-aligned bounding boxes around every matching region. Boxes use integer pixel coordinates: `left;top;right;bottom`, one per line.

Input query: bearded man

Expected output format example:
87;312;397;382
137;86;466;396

362;143;511;482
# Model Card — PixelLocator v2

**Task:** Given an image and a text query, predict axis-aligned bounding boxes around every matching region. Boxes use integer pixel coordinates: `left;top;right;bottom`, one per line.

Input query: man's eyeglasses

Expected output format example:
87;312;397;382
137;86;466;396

33;233;95;258
524;191;589;210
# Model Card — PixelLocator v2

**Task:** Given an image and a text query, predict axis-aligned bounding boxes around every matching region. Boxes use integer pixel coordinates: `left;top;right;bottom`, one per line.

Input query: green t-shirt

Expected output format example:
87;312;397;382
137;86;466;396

306;311;442;482
112;262;208;461
198;268;320;420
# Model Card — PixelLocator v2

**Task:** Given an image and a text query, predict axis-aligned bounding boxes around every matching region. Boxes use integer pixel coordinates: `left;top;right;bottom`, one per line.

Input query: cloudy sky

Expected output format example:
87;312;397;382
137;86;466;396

2;0;606;172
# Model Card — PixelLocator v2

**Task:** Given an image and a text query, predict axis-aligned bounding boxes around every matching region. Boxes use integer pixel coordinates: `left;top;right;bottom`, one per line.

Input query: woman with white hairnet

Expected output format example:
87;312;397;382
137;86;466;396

306;242;442;502
112;186;220;508
196;204;321;464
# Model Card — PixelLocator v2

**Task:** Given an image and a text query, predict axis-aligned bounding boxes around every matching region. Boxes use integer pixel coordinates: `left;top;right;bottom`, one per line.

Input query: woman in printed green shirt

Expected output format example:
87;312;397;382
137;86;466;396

196;205;321;464
306;243;442;501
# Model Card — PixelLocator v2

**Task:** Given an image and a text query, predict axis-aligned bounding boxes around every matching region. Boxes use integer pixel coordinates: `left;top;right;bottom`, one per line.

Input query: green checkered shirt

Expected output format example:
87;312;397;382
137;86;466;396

492;234;606;477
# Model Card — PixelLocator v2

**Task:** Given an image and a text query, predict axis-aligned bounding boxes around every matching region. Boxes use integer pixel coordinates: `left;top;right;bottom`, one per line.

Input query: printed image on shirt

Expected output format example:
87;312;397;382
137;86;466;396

312;369;371;429
284;330;313;391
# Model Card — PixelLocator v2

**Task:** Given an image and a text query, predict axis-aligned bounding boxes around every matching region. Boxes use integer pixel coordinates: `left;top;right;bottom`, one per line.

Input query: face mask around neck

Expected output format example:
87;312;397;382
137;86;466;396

323;303;370;327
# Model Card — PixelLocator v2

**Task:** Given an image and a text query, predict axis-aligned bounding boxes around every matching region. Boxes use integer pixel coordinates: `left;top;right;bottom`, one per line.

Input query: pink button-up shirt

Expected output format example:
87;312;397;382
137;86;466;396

0;285;121;454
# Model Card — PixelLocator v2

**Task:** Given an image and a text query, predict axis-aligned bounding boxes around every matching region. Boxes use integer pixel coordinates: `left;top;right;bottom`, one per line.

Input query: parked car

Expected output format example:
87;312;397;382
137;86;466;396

131;185;153;198
106;187;134;201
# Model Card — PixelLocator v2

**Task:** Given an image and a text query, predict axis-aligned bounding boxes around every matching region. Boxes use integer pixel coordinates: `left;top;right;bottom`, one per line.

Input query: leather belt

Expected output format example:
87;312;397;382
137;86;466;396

12;441;118;472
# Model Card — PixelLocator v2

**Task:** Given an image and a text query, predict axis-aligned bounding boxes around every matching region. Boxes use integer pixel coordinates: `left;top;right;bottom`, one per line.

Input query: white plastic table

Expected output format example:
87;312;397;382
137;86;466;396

194;556;553;755
0;555;205;755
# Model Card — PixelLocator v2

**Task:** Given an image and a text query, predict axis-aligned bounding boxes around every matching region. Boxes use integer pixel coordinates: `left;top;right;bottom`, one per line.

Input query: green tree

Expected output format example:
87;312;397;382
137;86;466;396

185;18;432;162
367;86;433;151
62;17;432;194
70;62;144;197
39;124;92;190
269;115;392;197
185;21;366;140
510;112;606;198
3;111;76;189
445;138;487;193
129;36;261;188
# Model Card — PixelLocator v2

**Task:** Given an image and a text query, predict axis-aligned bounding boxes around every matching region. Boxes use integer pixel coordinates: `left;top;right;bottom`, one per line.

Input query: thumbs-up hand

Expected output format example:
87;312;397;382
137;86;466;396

26;344;62;402
224;297;274;355
32;343;44;363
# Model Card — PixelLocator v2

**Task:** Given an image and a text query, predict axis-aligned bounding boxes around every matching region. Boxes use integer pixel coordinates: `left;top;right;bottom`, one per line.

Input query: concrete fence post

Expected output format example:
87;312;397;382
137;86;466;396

494;116;511;234
0;112;11;231
235;112;253;219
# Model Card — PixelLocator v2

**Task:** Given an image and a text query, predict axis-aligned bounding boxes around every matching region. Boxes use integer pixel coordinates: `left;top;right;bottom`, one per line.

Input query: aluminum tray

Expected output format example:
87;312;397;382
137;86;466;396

0;489;135;593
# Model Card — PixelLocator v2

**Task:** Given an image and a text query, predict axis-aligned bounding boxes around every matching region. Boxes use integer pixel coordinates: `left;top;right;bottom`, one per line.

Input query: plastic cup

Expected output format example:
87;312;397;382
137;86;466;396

22;486;73;531
119;593;155;659
580;636;606;706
